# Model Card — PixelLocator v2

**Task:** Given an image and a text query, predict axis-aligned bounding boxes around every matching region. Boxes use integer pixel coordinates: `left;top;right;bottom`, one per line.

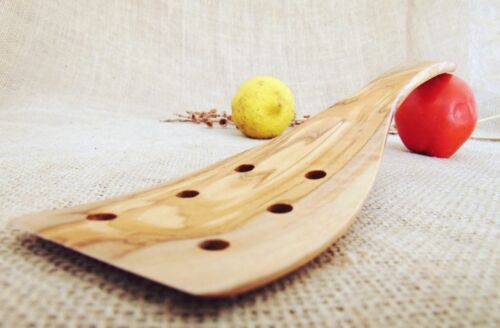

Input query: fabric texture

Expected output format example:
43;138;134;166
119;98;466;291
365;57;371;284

0;0;499;327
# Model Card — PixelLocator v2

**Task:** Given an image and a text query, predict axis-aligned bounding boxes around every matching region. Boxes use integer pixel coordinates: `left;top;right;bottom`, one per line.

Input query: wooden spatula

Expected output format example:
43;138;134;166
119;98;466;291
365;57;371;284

11;62;455;297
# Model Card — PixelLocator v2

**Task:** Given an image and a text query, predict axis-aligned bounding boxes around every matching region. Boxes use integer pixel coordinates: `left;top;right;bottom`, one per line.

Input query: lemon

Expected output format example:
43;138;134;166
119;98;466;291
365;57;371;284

231;76;295;139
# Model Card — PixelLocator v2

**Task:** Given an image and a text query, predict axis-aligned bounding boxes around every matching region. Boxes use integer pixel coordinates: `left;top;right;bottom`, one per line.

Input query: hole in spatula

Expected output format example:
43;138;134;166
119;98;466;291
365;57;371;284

176;190;199;198
199;239;230;251
87;213;117;221
305;170;327;180
267;203;293;214
235;164;255;172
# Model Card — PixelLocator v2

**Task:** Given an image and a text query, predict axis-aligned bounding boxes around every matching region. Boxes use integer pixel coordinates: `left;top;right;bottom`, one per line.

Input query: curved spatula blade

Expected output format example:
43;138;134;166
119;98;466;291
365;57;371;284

12;62;455;297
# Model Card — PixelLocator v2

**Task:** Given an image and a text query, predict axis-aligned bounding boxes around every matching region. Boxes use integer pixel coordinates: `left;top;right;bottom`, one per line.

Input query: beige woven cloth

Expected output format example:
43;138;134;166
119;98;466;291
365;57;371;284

1;1;499;327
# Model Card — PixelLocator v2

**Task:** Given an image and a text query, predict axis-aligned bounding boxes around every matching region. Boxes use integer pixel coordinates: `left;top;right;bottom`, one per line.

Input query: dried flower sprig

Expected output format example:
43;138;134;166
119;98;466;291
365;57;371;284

161;108;233;128
389;113;500;142
161;109;311;128
166;110;500;140
290;114;310;127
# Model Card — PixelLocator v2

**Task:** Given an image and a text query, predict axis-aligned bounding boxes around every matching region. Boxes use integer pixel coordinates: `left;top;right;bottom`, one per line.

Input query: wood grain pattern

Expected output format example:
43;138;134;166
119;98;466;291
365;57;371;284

11;62;456;297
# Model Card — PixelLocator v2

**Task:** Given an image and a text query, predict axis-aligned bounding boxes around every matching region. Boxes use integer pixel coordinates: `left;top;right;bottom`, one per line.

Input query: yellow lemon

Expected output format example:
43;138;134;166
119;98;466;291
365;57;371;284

231;76;295;139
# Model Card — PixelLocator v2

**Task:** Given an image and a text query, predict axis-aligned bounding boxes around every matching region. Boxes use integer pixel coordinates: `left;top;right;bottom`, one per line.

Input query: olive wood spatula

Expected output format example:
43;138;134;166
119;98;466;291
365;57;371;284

11;62;456;297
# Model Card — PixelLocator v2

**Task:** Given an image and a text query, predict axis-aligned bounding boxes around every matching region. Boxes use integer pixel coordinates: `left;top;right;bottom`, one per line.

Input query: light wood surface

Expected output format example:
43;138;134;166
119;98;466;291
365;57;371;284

11;62;456;297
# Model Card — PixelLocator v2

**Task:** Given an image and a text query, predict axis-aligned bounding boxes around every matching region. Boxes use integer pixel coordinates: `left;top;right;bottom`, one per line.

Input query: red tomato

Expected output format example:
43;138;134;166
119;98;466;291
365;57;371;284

395;73;477;158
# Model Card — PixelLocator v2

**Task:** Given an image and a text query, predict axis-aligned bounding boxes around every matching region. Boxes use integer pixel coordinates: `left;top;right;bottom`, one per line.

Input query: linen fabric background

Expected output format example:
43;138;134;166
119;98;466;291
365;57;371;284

0;1;499;327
